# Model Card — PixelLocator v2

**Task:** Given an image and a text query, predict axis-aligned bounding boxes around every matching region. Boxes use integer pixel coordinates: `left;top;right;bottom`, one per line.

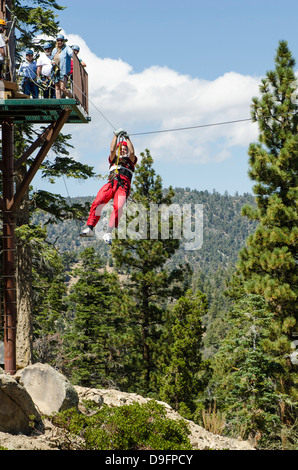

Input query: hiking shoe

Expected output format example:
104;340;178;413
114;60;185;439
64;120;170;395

103;232;112;245
80;227;94;237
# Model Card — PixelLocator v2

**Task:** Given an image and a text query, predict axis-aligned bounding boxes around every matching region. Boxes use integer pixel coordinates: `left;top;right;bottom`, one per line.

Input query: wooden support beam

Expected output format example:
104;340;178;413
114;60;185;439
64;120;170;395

14;122;55;171
10;108;71;212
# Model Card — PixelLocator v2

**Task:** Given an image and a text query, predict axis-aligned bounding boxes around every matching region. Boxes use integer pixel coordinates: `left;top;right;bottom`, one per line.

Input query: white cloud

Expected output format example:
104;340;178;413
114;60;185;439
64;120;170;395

61;32;261;172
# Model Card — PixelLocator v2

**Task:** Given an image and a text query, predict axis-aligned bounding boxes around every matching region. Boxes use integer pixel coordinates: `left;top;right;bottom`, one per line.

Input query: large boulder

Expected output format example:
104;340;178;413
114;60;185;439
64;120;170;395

0;368;43;435
15;363;79;416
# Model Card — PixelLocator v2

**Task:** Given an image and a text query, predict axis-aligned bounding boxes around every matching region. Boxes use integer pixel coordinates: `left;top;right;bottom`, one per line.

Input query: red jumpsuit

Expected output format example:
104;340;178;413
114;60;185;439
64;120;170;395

87;154;137;230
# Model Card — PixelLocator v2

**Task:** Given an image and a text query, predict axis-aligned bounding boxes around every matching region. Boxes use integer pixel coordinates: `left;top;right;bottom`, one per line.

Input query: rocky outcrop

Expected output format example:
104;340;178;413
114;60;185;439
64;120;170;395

0;364;255;450
74;386;255;451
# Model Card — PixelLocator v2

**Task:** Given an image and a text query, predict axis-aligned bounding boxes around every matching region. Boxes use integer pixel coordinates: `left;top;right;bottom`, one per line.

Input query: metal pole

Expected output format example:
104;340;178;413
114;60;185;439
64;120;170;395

2;118;16;374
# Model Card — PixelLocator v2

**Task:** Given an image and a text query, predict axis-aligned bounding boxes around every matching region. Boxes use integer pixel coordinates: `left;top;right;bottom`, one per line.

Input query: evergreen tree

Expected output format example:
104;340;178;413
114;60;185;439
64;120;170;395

62;248;128;387
229;41;298;432
13;0;65;51
158;290;206;418
111;150;191;395
210;295;283;448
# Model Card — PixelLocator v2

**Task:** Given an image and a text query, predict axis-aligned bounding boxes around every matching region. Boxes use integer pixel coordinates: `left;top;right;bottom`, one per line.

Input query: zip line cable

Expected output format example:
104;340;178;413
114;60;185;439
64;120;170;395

70;77;117;130
86;97;117;130
70;76;297;137
129;112;297;136
130;117;258;136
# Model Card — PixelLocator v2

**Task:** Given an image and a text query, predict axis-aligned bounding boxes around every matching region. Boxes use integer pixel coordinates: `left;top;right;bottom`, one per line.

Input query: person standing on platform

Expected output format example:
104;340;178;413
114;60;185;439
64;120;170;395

69;45;87;94
71;45;86;74
36;42;55;98
19;50;39;98
51;33;73;98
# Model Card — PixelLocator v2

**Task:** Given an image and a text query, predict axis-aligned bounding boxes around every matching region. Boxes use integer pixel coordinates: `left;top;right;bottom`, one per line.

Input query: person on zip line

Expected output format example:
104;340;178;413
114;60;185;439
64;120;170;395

80;129;137;245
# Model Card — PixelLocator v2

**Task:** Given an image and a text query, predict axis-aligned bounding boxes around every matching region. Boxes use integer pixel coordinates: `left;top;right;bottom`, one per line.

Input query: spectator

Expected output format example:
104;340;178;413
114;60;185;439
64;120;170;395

19;50;38;98
71;45;86;75
36;42;55;98
69;45;86;93
51;33;73;98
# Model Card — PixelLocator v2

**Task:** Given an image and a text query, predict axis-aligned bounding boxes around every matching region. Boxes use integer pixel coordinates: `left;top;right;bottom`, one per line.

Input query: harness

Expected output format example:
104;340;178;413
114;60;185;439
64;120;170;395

109;164;133;182
108;137;135;197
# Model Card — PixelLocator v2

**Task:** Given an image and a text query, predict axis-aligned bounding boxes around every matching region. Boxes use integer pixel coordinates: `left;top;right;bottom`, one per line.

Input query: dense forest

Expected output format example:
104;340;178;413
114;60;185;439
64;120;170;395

0;1;297;451
32;187;257;361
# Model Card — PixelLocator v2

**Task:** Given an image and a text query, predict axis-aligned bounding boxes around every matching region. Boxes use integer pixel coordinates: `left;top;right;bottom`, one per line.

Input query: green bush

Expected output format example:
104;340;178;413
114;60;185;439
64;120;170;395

52;400;192;450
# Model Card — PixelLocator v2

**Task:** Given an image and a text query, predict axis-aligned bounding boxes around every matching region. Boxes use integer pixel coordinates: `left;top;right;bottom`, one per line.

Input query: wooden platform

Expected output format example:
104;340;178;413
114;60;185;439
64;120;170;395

0;80;90;123
0;98;91;123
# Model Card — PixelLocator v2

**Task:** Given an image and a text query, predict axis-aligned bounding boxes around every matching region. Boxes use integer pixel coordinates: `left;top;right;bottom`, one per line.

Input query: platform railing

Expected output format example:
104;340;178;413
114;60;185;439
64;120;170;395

72;52;88;115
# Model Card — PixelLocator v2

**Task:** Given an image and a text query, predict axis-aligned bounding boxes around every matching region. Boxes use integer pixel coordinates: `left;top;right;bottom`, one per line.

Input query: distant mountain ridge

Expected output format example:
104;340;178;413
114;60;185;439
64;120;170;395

33;187;256;274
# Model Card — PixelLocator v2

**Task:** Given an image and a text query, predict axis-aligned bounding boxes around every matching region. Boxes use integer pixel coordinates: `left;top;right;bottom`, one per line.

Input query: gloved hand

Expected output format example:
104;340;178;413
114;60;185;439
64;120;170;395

114;128;124;137
114;128;129;139
121;131;129;139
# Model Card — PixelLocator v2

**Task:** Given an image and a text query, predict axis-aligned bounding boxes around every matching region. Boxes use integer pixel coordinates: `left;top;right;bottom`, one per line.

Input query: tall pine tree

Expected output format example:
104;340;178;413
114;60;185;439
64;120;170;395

111;150;191;395
230;41;298;428
210;295;283;447
158;290;206;418
62;248;128;387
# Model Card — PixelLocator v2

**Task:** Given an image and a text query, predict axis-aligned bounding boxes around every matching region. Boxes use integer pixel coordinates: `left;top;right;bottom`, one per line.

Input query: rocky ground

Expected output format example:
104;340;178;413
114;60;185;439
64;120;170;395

0;386;255;451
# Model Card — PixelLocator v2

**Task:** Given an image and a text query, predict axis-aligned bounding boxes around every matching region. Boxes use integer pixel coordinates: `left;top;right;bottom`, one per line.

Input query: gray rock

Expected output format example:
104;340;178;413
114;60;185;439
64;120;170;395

0;371;42;435
15;363;78;416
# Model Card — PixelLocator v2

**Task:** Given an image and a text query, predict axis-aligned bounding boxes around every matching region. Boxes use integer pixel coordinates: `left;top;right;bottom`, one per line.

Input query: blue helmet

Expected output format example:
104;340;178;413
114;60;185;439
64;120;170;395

26;49;34;55
43;42;52;50
72;45;80;52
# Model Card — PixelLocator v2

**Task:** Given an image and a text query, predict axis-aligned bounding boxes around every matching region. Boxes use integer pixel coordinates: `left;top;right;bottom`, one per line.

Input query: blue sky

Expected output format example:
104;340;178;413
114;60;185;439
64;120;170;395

33;0;298;198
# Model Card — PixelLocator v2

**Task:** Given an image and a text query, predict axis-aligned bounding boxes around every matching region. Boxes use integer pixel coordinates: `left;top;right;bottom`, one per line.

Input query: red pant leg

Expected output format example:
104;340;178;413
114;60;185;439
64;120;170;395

87;181;115;227
108;183;129;229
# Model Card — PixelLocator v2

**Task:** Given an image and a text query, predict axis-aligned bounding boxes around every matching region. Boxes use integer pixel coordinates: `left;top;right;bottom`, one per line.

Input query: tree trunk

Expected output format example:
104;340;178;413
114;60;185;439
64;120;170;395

15;239;33;368
15;169;33;368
